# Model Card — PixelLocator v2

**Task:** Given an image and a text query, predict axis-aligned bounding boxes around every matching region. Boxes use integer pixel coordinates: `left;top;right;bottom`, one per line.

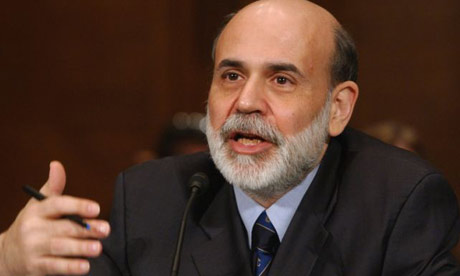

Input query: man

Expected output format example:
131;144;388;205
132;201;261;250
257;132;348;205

1;0;459;275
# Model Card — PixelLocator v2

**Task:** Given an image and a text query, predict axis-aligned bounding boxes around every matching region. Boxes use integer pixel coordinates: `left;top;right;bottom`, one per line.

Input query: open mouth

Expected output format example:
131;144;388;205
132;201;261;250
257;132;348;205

226;131;275;155
229;132;268;145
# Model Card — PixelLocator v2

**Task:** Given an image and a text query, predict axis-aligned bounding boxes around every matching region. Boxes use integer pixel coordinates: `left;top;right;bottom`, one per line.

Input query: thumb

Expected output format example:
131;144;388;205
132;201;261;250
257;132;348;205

40;161;67;196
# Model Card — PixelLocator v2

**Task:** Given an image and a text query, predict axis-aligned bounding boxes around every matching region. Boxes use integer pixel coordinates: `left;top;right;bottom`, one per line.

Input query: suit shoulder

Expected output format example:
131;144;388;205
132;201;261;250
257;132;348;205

336;128;443;194
338;128;439;176
123;152;212;180
115;152;208;193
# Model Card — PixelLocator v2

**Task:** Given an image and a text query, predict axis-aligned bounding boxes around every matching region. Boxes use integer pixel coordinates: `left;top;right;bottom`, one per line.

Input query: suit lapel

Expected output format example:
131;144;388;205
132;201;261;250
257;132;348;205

269;138;343;275
192;182;252;276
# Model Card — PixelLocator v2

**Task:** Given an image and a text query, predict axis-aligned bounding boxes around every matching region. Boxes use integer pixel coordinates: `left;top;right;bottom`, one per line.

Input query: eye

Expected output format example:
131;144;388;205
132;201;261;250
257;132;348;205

223;72;241;81
273;75;294;86
275;76;288;85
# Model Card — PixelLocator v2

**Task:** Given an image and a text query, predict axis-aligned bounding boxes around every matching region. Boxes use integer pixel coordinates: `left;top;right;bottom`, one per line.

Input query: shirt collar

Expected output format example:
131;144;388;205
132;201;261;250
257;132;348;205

233;166;319;248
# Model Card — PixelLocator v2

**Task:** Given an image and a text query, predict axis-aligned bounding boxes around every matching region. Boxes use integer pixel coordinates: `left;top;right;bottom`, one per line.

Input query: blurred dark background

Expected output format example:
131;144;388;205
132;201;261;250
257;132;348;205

1;0;459;253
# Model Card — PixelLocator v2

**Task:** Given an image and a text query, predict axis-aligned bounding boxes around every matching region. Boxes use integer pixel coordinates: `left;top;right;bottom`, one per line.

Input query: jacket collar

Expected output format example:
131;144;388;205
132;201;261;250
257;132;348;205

269;137;343;275
192;181;253;275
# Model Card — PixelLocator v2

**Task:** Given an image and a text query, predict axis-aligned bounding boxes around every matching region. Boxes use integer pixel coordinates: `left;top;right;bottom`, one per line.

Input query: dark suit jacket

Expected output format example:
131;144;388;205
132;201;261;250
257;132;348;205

90;128;460;275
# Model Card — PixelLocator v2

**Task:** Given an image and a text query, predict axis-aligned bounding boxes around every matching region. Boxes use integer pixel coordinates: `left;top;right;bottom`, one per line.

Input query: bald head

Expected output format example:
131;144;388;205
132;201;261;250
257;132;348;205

212;0;357;88
234;0;339;31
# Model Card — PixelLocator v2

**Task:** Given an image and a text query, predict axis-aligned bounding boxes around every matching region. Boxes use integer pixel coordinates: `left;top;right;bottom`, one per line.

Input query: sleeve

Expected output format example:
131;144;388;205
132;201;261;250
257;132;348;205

88;173;129;276
382;173;460;276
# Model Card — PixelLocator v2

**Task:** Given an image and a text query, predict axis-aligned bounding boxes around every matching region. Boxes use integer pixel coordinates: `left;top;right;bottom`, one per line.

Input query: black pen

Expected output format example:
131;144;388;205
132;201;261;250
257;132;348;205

22;185;91;230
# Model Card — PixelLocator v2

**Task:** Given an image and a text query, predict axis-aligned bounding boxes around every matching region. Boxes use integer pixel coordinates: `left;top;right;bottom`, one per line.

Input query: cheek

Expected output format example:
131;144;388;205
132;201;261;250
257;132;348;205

274;110;308;135
271;99;322;135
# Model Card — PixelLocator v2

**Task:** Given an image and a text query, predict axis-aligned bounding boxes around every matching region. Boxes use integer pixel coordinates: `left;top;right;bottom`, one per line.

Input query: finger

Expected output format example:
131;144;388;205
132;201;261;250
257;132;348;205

82;219;111;238
40;161;66;196
51;219;110;239
38;195;100;218
47;237;102;257
35;257;90;275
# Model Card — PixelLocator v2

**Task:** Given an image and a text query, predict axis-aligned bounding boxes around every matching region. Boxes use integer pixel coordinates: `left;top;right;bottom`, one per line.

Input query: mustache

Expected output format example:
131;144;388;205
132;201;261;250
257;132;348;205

219;113;283;145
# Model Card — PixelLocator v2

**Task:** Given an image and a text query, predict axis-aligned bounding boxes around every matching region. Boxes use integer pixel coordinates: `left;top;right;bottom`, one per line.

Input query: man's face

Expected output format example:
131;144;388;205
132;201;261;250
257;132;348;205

206;2;336;198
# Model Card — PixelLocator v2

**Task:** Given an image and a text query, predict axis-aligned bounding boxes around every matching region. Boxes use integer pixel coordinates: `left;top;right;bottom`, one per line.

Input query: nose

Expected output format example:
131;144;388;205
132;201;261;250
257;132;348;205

234;77;267;115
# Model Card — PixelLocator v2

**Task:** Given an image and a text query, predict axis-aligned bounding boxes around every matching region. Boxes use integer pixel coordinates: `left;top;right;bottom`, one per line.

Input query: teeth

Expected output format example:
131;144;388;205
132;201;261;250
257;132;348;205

238;138;261;145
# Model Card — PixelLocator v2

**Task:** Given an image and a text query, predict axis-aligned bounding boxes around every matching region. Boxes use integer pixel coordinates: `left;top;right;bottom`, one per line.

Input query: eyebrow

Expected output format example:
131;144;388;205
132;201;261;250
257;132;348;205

216;59;305;78
267;62;305;78
216;59;245;70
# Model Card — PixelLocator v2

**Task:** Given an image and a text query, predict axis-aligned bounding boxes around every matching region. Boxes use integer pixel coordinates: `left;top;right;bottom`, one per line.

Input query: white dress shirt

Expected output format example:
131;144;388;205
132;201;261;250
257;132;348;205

233;166;319;248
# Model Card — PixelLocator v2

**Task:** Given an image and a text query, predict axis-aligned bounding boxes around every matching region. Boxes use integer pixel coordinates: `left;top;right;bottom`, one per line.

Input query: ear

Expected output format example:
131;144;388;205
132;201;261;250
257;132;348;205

328;81;359;137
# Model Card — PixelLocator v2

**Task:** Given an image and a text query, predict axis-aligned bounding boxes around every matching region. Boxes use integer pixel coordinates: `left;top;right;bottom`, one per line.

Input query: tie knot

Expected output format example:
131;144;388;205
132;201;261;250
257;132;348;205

252;211;280;254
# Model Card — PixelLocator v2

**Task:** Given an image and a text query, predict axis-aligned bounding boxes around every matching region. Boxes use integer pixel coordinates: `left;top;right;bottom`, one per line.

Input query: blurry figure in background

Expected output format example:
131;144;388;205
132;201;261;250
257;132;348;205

132;149;157;164
363;121;421;153
156;112;208;158
132;112;208;164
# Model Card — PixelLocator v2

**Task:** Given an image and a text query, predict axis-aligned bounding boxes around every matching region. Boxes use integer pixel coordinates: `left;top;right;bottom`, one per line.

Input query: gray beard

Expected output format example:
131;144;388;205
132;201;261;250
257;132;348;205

206;96;331;200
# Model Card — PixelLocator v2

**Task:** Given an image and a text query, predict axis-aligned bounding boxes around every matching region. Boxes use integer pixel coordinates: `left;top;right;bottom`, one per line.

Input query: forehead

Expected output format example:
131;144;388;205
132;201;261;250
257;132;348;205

214;2;335;74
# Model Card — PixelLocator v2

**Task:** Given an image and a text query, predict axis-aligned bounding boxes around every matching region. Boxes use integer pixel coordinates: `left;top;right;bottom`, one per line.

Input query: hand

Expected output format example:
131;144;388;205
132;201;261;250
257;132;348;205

0;161;111;275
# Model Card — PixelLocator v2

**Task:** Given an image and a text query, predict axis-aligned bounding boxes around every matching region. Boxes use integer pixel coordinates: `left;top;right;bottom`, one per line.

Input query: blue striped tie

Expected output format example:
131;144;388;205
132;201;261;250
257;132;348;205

252;211;280;276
